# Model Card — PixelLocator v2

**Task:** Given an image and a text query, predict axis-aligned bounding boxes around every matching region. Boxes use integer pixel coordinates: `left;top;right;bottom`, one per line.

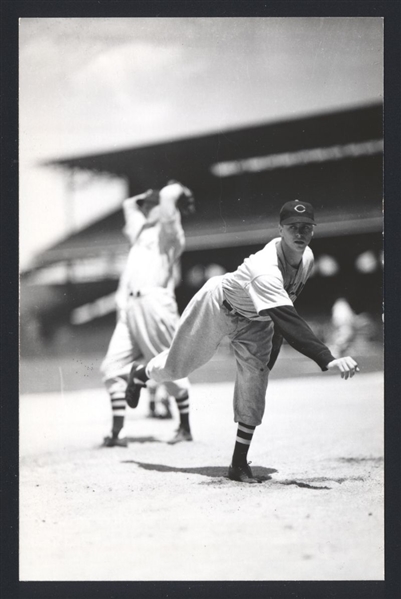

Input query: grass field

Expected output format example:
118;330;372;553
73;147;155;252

19;351;384;581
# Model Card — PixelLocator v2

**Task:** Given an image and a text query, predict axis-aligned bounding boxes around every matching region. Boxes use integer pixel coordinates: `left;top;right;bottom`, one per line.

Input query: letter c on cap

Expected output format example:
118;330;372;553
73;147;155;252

294;204;306;213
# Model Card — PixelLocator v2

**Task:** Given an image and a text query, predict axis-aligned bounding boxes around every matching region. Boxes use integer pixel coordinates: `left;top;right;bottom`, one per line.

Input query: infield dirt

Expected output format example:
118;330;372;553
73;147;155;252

19;370;383;581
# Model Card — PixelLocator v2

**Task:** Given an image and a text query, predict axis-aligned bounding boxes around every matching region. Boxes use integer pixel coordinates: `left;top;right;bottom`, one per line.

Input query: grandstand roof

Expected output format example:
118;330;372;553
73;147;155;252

32;103;383;271
43;104;382;185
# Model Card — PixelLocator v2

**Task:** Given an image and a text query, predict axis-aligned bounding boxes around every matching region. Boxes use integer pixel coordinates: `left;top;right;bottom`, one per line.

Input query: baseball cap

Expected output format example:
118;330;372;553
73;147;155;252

279;200;316;225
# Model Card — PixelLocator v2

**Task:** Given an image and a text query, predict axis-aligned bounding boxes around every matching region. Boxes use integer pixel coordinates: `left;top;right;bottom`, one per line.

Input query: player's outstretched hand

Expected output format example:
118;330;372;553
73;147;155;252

327;357;360;379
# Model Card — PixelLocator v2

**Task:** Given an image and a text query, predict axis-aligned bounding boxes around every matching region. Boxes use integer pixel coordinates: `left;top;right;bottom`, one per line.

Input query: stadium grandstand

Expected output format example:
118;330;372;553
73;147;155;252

20;103;383;361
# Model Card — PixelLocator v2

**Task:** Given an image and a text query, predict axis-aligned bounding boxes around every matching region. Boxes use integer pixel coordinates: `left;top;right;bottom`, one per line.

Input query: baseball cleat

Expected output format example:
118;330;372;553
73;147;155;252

125;363;148;408
167;427;193;445
101;435;128;448
228;462;261;484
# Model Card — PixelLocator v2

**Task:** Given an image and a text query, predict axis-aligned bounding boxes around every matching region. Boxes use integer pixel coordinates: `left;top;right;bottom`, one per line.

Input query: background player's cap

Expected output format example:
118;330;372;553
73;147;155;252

135;189;160;207
279;200;316;225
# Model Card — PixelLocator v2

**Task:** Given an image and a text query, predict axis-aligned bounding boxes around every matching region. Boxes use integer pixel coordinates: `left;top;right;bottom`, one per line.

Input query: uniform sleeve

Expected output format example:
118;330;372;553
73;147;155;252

114;252;131;311
158;196;186;260
247;270;293;314
122;198;146;246
262;305;336;371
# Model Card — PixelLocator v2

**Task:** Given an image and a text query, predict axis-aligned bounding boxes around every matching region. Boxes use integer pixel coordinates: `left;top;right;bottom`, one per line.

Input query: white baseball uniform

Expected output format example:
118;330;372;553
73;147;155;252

101;194;190;416
146;237;331;426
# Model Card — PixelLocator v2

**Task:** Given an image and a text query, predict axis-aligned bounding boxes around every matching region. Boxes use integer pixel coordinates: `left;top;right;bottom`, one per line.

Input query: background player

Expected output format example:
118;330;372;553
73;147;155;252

101;181;195;447
125;200;359;481
119;205;181;421
329;297;358;357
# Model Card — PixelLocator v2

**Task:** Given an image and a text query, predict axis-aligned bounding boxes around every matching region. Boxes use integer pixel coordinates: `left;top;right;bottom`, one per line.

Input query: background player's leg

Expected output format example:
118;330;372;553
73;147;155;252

148;382;157;418
100;315;142;446
148;384;173;419
166;391;192;444
127;290;197;440
159;393;173;419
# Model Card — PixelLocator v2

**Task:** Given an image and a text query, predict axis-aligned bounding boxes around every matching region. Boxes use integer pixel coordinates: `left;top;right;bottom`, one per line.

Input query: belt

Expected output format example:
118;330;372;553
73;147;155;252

223;299;235;312
223;299;246;318
129;287;172;298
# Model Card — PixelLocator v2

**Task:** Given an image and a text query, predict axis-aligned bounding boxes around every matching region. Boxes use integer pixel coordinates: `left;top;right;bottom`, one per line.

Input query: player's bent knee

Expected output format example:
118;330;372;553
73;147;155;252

162;366;187;382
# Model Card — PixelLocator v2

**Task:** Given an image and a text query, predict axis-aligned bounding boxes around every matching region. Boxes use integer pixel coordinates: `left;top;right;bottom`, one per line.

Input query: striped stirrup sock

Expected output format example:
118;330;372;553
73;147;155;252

175;393;190;431
232;422;256;465
110;395;126;437
111;395;126;418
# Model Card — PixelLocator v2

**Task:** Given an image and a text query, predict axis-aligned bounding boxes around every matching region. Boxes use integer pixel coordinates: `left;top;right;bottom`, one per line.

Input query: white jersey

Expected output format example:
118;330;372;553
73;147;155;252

116;199;185;309
222;237;314;321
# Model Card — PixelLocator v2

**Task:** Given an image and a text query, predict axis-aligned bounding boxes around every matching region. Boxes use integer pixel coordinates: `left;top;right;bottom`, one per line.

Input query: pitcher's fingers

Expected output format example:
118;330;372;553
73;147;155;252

337;361;345;379
342;361;351;379
344;357;357;369
344;361;354;378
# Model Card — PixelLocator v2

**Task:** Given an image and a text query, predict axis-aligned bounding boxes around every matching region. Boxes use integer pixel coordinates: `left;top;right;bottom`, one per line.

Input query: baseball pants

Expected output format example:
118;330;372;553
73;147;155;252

101;288;190;411
147;276;274;426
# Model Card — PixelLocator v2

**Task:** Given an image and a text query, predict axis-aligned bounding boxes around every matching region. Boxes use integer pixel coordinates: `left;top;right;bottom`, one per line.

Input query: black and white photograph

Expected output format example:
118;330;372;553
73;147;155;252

18;15;385;584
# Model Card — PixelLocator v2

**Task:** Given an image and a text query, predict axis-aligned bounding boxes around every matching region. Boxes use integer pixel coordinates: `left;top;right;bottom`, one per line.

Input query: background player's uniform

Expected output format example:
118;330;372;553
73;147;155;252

101;193;190;440
146;237;330;426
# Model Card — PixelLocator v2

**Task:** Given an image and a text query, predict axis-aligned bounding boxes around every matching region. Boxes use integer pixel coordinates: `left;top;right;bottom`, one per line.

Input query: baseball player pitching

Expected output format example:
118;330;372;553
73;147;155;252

125;200;359;482
101;181;195;447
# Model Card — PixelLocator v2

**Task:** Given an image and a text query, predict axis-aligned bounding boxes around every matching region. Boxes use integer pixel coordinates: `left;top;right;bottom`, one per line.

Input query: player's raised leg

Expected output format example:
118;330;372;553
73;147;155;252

125;276;232;406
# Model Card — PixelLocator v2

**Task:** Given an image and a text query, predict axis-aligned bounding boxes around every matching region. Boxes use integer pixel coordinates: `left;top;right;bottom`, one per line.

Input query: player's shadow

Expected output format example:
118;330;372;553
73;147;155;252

125;436;163;444
122;459;277;481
